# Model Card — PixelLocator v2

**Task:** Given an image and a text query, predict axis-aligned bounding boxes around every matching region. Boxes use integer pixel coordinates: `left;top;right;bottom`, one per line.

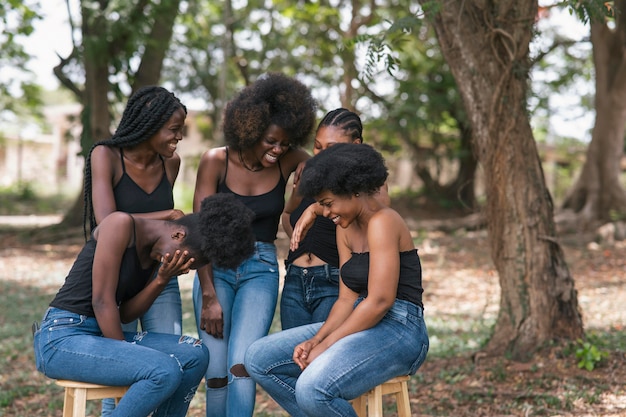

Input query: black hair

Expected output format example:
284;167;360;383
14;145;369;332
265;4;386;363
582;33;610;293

176;193;255;270
222;72;317;150
298;143;388;198
317;108;363;142
83;86;187;238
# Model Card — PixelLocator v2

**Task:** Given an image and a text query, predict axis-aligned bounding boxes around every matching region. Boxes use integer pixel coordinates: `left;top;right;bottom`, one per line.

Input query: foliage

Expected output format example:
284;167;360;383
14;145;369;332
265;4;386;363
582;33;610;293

574;338;609;371
566;0;614;24
0;0;44;124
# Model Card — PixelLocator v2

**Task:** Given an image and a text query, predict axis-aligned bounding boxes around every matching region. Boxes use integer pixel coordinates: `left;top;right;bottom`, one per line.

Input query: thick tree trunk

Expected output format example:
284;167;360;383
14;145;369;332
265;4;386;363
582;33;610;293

561;8;626;225
425;0;583;359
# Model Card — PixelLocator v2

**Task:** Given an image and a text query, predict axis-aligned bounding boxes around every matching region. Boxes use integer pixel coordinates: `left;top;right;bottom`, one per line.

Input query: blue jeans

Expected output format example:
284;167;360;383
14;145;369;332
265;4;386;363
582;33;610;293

103;277;182;415
280;264;339;330
244;299;429;417
33;307;208;417
193;241;279;417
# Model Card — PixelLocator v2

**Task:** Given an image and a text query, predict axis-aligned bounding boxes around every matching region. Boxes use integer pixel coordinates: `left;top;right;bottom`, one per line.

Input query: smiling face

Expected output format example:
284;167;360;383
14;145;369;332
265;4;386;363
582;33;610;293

252;124;291;167
313;126;362;155
316;190;359;228
148;107;186;158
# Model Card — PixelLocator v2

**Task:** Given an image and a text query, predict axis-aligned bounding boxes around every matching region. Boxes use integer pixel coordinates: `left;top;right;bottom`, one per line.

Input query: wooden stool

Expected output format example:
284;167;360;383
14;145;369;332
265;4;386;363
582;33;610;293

55;380;129;417
351;375;412;417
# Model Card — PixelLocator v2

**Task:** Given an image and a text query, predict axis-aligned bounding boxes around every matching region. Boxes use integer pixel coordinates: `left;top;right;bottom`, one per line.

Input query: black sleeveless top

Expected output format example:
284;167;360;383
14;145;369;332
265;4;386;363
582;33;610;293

217;148;287;243
285;197;339;268
112;148;174;214
340;249;423;308
49;217;155;317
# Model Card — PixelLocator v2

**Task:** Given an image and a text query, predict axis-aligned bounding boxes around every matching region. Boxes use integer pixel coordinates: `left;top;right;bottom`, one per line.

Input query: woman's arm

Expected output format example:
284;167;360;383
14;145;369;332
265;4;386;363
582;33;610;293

119;249;194;322
90;214;134;340
281;160;308;238
297;210;402;367
193;148;226;338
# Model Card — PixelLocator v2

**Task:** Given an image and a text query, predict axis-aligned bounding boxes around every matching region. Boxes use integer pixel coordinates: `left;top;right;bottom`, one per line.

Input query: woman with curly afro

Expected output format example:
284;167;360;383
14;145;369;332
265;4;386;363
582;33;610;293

192;72;317;417
280;108;390;330
245;143;429;417
33;194;255;417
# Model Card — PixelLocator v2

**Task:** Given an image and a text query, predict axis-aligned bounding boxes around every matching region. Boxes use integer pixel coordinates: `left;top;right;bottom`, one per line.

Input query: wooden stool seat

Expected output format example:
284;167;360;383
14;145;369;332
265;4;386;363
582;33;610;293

55;380;129;417
351;375;411;417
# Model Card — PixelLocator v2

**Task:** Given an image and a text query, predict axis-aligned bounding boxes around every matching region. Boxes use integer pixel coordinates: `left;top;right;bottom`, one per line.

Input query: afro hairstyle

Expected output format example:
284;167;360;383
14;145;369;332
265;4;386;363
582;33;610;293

175;194;255;270
298;143;388;199
222;72;317;150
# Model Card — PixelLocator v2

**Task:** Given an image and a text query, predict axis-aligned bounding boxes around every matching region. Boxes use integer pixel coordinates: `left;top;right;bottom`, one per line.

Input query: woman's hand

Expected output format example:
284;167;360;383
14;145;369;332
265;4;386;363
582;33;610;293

293;338;325;370
156;250;195;281
168;209;185;220
200;298;224;338
290;205;318;251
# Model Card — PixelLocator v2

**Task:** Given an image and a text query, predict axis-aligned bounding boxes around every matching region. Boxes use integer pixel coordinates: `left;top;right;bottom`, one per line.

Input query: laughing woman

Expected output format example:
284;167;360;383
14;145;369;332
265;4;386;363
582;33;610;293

245;143;429;417
33;194;255;417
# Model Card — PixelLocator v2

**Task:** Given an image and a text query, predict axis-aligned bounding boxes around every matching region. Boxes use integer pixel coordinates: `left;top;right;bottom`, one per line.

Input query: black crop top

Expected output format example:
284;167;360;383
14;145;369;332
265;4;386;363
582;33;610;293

112;148;174;214
340;250;423;308
49;218;155;317
285;197;339;268
217;148;287;243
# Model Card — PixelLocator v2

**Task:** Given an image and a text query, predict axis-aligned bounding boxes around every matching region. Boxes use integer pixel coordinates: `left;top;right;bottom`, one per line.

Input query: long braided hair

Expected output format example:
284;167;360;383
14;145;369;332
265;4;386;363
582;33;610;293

317;108;363;141
83;86;187;238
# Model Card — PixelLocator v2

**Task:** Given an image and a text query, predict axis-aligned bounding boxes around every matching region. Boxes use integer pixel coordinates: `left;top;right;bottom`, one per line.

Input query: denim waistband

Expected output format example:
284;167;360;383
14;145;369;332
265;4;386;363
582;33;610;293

286;263;333;275
355;297;423;318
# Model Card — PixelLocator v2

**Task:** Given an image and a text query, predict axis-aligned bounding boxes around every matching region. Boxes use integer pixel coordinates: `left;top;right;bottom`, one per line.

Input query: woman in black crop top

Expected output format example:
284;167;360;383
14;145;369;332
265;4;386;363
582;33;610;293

192;73;316;417
33;194;255;417
245;143;429;417
83;86;190;415
280;108;390;330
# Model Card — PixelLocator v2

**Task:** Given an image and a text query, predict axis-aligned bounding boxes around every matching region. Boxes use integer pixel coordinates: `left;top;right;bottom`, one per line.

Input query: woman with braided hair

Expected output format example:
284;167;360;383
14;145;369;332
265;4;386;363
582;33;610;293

82;85;188;415
192;72;316;417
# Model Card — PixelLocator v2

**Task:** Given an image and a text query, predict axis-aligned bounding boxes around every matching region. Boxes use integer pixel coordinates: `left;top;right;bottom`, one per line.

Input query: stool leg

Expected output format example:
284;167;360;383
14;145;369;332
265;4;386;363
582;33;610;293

352;395;366;417
396;380;412;417
62;388;73;417
369;384;384;417
72;387;88;417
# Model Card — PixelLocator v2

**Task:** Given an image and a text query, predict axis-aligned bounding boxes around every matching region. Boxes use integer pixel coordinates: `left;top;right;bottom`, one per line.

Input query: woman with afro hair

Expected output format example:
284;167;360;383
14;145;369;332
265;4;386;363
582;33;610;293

192;72;317;417
245;143;429;417
33;194;255;417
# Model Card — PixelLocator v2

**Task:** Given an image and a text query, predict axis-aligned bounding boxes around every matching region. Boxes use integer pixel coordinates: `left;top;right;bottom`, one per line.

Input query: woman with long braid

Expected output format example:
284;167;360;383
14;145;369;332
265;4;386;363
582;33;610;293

280;108;389;330
82;85;187;415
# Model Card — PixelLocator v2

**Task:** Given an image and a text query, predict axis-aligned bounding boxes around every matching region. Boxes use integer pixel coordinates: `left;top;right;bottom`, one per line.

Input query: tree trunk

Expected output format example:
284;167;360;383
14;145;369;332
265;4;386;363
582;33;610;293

58;0;181;228
424;0;583;359
561;4;626;225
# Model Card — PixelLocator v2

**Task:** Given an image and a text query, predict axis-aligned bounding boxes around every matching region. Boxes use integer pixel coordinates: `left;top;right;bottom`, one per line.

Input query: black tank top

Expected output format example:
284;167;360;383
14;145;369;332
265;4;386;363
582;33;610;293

217;147;287;243
285;197;339;268
112;148;174;214
49;217;155;317
340;250;423;308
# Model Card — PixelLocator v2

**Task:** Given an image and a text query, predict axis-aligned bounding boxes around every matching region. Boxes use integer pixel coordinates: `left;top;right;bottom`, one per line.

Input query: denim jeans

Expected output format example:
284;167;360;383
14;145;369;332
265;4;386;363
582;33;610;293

193;241;279;417
280;264;340;330
103;277;182;415
33;307;208;417
245;299;429;417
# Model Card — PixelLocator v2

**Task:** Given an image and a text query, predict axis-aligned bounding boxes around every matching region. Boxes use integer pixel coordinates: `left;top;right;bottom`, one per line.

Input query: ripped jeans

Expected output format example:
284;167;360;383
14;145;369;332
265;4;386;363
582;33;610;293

193;241;279;417
33;307;208;417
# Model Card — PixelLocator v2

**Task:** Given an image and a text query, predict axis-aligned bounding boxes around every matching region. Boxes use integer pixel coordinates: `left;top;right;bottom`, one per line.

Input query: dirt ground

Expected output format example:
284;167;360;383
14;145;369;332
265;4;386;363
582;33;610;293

1;217;625;416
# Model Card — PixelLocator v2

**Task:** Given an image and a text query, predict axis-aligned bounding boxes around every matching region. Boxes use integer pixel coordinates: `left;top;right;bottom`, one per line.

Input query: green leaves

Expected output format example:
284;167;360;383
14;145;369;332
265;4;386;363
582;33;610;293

575;338;609;371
